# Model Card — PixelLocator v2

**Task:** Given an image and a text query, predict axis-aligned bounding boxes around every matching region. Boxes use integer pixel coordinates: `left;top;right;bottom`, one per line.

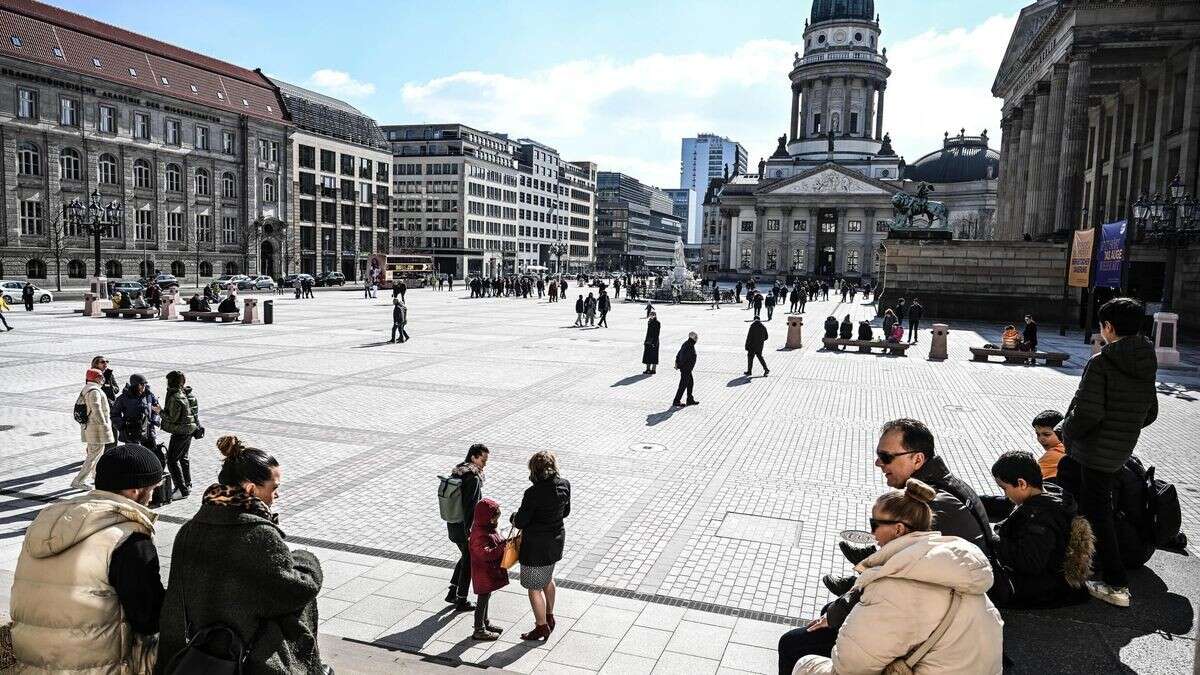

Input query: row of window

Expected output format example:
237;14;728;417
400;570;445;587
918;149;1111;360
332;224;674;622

736;247;864;272
296;198;387;226
298;145;389;181
15;258;238;280
736;219;888;233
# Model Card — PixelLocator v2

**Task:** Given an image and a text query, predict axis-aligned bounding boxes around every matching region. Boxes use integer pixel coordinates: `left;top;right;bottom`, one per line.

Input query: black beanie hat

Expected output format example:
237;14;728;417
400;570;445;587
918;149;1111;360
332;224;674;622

95;443;163;492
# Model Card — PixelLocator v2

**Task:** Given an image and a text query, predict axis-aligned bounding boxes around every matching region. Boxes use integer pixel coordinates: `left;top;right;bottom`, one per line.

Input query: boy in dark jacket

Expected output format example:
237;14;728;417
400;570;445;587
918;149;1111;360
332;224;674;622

1059;297;1158;607
988;451;1093;608
469;499;508;641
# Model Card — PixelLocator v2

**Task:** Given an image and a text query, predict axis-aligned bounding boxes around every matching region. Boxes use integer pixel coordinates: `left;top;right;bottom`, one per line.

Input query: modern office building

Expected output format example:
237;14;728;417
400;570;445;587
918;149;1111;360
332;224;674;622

272;77;390;280
596;172;683;271
515;138;569;273
0;0;291;285
679;134;747;242
560;160;597;272
382;123;520;278
664;188;696;244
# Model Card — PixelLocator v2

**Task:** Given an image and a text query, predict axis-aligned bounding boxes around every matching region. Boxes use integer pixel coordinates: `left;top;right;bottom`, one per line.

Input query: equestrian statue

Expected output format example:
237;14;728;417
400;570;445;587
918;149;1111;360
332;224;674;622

891;182;949;229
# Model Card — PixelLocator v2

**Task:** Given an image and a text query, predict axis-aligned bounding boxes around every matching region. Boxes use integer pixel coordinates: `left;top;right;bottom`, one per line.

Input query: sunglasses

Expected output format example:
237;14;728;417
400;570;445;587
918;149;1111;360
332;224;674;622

876;450;919;465
869;517;909;531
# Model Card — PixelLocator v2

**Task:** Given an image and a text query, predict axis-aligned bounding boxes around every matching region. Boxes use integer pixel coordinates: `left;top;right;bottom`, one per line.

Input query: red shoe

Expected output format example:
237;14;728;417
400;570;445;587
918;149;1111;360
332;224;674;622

520;624;551;641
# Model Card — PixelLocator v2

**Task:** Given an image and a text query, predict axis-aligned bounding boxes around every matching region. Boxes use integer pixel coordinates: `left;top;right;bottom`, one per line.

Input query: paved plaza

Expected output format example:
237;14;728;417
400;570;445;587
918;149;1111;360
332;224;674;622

1;286;1198;673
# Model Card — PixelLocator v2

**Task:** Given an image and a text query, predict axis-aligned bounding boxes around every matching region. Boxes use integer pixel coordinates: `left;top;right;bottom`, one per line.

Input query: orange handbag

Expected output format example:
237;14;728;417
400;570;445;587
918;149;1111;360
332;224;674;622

501;528;522;570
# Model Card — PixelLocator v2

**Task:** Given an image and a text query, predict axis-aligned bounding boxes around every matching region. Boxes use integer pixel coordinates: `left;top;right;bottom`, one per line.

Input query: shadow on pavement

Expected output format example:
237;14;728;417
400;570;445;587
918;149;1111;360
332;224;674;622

375;607;458;651
646;407;680;426
727;376;752;387
0;463;80;490
612;374;652;387
352;341;394;349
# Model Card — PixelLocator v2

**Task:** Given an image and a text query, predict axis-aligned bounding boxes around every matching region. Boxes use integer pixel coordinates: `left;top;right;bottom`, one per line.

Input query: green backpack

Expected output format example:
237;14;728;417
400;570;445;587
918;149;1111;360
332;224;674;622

438;475;464;523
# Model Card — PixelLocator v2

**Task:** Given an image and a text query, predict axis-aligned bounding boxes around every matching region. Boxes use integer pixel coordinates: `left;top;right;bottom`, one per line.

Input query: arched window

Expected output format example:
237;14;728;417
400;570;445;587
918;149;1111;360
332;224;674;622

171;260;185;277
846;249;860;273
222;172;237;198
739;244;752;270
223;261;239;275
133;159;153;188
195;168;210;196
26;259;46;279
199;261;213;277
765;247;778;270
105;260;123;278
139;260;155;279
263;177;276;203
17;141;40;176
59;148;81;181
68;259;86;278
98;153;118;184
792;248;806;271
166;164;182;192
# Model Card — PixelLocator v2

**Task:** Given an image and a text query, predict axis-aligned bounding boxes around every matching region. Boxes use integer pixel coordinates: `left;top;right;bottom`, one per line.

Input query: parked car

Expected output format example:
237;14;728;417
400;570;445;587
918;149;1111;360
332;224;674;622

315;271;346;287
241;274;276;291
0;280;53;304
152;274;180;291
282;274;315;288
215;274;250;289
111;281;145;296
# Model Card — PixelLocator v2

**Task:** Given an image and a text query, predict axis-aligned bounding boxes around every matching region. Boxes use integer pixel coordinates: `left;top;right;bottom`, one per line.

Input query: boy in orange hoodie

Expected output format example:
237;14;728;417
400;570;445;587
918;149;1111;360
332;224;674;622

1033;409;1066;479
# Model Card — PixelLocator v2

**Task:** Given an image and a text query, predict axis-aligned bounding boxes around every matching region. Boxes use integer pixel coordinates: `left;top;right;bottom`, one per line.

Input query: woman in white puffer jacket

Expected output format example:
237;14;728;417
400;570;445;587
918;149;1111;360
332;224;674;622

794;479;1004;675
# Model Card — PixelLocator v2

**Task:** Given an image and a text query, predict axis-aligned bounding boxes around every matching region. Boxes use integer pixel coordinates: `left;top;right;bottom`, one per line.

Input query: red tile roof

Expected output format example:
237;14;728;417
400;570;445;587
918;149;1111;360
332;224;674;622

0;0;287;124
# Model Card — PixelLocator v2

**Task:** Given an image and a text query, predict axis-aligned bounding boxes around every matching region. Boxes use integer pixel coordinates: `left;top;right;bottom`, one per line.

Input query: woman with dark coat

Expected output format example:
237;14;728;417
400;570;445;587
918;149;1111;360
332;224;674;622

512;451;571;642
642;312;660;374
839;314;854;340
823;316;839;339
156;436;331;675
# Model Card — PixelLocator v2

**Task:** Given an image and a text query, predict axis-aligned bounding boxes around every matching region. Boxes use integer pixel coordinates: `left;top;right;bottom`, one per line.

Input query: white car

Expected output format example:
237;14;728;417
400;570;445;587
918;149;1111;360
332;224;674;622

0;280;53;304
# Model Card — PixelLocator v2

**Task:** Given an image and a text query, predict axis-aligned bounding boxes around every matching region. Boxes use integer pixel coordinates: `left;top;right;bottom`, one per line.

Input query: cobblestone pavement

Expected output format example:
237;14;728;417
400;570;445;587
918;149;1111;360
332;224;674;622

1;287;1197;673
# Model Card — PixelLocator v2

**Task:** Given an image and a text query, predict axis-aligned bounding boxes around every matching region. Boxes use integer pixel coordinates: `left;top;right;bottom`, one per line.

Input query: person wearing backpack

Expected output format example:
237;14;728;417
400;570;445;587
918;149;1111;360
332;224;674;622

72;368;115;490
444;444;489;612
1058;297;1159;608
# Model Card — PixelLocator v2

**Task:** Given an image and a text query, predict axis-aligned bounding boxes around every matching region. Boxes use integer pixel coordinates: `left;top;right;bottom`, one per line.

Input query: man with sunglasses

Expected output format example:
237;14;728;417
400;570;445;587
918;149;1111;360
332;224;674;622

823;418;994;596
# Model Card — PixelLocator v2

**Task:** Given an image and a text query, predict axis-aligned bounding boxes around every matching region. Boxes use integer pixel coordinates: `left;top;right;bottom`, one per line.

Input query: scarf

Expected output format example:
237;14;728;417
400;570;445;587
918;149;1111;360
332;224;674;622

202;483;278;524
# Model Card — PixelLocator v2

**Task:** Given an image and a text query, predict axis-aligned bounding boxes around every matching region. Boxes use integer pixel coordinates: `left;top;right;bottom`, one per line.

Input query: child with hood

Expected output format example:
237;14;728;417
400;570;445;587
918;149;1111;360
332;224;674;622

469;498;509;641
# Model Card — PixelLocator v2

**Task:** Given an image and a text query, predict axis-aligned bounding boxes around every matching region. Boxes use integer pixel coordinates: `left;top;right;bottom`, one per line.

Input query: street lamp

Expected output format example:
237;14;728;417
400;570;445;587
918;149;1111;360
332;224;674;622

549;241;566;275
1131;174;1200;312
65;188;123;298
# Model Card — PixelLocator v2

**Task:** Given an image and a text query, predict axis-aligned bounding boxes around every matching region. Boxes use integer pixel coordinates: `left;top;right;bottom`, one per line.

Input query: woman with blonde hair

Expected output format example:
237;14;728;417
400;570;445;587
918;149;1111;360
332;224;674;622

791;479;1003;675
512;451;571;641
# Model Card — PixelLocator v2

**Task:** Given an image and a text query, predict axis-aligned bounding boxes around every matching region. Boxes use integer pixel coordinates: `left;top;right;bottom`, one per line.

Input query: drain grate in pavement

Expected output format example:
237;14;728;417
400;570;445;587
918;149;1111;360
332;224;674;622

943;404;976;413
716;512;803;547
629;442;666;453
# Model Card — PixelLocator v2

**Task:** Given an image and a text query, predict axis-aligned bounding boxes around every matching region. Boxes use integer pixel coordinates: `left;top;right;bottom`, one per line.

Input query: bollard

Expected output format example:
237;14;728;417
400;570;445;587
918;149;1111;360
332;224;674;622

786;315;803;349
263;299;273;325
159;293;178;320
1090;333;1105;355
82;292;102;317
242;297;259;324
929;323;949;361
1152;312;1180;367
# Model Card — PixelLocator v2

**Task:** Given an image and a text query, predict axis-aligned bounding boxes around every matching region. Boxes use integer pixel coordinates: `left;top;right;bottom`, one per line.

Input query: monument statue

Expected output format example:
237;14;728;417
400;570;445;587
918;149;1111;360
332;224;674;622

891;181;950;230
673;237;686;268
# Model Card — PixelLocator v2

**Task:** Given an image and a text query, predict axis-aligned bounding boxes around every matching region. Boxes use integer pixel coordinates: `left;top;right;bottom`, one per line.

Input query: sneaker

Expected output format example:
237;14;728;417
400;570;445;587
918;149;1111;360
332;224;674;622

839;540;876;566
1086;580;1130;607
822;573;856;596
472;628;499;641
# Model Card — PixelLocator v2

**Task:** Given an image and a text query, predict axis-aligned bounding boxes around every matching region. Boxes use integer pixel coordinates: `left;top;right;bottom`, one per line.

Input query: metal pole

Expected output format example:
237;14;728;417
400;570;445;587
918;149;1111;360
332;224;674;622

92;226;102;278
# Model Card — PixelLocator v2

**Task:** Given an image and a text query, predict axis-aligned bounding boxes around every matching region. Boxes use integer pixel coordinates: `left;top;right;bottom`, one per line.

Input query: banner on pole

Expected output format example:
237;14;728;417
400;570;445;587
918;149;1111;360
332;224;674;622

1067;229;1094;288
1094;220;1126;289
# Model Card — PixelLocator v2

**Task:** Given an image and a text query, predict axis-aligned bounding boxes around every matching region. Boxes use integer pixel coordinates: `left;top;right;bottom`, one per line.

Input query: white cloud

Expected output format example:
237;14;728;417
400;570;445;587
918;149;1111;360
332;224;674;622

304;69;376;98
395;14;1017;187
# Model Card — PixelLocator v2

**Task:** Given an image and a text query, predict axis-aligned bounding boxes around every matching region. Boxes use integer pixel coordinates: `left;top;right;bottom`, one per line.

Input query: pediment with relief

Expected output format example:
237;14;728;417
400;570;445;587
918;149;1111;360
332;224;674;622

763;168;891;196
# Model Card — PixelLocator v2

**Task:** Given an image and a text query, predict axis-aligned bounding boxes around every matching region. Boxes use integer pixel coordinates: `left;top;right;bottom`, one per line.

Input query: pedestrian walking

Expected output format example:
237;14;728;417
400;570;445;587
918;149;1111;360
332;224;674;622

643;311;660;374
907;298;924;343
752;292;763;320
71;368;115;489
574;295;584;327
584;293;596;326
735;281;743;303
396;279;408;303
0;293;12;331
391;298;410;343
711;282;721;309
598;291;610;327
765;292;776;321
512;451;571;642
22;281;35;311
160;370;200;499
744;317;770;376
672;332;699;407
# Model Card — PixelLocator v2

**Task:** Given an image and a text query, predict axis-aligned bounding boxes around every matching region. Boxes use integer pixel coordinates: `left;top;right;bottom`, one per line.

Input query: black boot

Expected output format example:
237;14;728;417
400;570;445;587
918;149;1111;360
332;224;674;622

822;573;856;596
839;540;877;566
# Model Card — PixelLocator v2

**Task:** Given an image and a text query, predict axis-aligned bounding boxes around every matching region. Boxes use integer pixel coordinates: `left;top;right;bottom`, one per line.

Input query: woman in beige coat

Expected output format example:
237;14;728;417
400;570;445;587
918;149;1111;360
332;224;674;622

794;479;1004;675
72;367;115;489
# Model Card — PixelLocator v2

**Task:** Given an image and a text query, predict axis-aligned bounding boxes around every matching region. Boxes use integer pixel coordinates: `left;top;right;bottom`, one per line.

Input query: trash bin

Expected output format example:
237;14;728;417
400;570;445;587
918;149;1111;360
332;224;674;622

264;299;273;325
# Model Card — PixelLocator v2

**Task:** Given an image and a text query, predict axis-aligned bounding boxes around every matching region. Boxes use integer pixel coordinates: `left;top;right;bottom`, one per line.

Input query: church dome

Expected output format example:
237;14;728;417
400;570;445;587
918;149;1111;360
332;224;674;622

905;131;1000;184
810;0;874;25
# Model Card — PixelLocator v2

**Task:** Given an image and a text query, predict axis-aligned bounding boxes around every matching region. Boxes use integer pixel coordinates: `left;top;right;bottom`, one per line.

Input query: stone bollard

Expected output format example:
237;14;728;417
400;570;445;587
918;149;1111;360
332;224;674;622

1152;312;1180;367
786;315;803;349
82;292;102;317
159;293;178;320
929;323;949;360
242;297;259;324
1090;334;1105;355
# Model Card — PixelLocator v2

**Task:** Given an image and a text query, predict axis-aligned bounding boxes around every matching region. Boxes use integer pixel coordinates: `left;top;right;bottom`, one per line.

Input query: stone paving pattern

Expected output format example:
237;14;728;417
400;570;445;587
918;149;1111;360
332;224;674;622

1;286;1198;673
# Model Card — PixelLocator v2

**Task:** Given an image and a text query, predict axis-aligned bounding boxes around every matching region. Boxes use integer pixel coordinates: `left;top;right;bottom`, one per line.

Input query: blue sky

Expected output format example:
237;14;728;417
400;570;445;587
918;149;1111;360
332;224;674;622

57;0;1029;187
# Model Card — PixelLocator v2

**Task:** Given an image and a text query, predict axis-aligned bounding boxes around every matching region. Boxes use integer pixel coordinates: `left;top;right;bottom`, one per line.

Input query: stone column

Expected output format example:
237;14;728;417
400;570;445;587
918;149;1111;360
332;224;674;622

863;80;876;140
1053;48;1093;234
841;77;852;136
874;84;886;140
790;84;801;141
1179;44;1200;193
1037;63;1069;235
995;115;1015;234
822;78;833;135
799;82;812;140
754;206;767;269
1011;95;1037;233
1023;82;1051;236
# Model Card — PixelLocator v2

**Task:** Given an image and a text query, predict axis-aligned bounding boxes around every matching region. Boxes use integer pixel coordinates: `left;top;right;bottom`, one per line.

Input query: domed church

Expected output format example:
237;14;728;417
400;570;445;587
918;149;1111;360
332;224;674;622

704;0;999;279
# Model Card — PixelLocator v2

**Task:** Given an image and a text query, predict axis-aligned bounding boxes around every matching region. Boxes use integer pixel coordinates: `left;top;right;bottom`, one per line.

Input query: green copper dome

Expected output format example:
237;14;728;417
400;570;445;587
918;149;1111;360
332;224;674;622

810;0;874;24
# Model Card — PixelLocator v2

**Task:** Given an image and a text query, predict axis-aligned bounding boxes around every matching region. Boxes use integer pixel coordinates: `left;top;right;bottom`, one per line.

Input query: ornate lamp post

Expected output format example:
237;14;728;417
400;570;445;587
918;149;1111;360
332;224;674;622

65;189;123;298
1131;174;1200;312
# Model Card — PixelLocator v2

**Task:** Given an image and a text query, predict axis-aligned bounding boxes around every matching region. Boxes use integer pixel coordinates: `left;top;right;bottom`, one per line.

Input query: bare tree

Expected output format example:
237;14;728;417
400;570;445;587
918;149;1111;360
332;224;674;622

42;195;71;291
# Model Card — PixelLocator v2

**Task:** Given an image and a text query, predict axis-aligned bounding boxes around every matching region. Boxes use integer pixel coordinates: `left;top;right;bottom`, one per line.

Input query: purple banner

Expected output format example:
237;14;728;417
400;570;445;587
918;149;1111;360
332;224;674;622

1094;220;1126;289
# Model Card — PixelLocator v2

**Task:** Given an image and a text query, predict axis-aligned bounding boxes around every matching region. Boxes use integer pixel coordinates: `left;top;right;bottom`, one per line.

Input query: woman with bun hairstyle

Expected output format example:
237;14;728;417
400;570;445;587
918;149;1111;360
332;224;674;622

156;436;332;675
790;479;1003;675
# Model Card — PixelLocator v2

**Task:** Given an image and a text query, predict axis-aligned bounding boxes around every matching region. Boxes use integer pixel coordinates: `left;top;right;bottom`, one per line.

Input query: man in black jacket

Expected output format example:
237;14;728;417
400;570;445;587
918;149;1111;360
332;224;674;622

574;295;584;327
391;298;410;343
598;290;611;327
445;444;488;611
672;332;699;407
1059;297;1158;607
752;292;764;320
906;298;923;342
745;318;769;376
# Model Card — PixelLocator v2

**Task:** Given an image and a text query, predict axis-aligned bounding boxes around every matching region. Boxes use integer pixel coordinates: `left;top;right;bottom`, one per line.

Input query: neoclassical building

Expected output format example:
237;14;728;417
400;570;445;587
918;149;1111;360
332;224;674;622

0;0;291;286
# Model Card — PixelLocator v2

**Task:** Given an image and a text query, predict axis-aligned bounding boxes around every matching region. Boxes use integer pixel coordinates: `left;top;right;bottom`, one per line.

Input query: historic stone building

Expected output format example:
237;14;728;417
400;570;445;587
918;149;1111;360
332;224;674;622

272;77;390;281
992;0;1200;328
0;0;290;285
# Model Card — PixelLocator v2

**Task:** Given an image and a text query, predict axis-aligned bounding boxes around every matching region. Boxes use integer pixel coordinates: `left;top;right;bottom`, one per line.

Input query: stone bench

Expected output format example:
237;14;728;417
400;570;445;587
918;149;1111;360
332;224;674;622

969;346;1069;367
823;337;912;355
100;307;157;319
180;311;240;323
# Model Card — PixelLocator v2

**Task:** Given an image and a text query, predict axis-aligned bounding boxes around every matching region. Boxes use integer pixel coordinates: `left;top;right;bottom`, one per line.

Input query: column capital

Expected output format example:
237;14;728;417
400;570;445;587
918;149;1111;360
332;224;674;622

1068;46;1096;63
1034;80;1051;96
1051;61;1070;77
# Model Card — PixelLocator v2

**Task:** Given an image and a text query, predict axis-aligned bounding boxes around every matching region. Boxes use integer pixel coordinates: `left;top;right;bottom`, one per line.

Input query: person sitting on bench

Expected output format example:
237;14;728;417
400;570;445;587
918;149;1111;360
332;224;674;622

823;316;838;339
130;292;149;310
187;294;211;313
1001;324;1021;350
217;291;238;314
838;315;853;340
203;285;219;304
886;323;903;344
857;320;873;341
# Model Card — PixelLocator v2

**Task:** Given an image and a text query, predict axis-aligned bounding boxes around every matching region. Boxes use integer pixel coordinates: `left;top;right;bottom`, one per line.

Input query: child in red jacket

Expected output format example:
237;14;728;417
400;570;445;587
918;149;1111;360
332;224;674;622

469;498;509;640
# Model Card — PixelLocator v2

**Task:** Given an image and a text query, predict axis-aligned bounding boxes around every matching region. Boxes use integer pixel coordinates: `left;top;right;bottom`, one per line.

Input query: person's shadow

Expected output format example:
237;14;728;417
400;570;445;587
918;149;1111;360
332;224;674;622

727;375;752;386
613;373;652;386
646;406;680;426
352;340;393;349
374;607;458;651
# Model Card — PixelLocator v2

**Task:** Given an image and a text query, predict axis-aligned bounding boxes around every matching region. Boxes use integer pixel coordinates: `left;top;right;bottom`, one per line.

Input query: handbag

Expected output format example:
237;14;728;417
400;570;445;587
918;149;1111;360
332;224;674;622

191;407;205;440
882;590;961;675
501;527;522;570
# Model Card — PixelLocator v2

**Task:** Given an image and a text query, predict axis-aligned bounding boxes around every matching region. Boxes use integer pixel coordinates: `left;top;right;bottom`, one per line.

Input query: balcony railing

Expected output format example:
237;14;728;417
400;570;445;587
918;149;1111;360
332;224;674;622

795;50;887;67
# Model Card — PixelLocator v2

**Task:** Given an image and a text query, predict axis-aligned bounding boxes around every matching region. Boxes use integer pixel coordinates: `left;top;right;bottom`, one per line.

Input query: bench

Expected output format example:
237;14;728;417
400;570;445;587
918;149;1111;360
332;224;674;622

180;311;240;323
100;307;157;319
823;337;912;355
969;347;1069;367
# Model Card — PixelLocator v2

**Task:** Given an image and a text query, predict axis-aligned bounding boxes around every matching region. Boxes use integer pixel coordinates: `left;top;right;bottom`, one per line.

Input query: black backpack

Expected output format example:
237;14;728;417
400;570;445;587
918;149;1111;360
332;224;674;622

1127;455;1186;549
73;392;89;425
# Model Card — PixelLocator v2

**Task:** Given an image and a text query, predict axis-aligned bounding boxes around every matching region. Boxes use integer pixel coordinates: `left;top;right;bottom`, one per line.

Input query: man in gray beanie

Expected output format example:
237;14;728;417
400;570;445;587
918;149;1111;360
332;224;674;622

10;444;165;672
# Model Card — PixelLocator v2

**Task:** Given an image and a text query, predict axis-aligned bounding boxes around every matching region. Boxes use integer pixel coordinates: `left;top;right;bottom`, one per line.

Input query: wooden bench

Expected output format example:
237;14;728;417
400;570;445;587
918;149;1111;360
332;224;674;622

823;337;912;355
100;307;157;319
180;310;240;323
969;347;1069;367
